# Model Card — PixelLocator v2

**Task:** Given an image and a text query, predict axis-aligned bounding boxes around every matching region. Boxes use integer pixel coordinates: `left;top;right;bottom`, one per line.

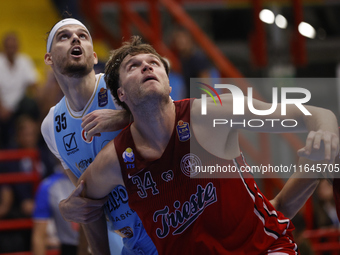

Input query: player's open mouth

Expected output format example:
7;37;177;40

71;46;83;57
143;75;158;83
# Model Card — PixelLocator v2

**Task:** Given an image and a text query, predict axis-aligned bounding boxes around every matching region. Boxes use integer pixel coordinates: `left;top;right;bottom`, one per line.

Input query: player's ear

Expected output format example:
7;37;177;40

167;78;172;94
44;53;53;65
118;87;126;102
93;52;98;65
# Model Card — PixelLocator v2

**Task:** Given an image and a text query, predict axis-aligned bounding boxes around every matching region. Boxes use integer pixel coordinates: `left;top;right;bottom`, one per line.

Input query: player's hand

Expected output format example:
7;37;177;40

297;130;339;162
59;180;108;224
81;109;131;141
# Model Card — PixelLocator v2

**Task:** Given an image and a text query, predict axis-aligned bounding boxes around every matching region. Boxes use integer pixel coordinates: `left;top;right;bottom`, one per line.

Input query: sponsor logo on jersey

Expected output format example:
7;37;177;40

153;182;217;238
63;132;79;155
176;120;190;142
75;158;93;172
104;186;137;225
106;185;129;212
127;168;145;179
115;226;134;238
123;147;135;169
81;129;93;143
98;87;108;107
180;153;201;177
161;170;174;182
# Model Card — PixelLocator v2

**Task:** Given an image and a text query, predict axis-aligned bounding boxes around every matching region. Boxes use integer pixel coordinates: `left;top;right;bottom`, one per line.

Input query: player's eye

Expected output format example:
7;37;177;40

129;64;137;70
79;34;87;39
150;59;161;67
60;34;68;40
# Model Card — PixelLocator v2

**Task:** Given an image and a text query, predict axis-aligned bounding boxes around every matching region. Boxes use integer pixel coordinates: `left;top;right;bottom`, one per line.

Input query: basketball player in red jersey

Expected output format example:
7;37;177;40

78;36;339;254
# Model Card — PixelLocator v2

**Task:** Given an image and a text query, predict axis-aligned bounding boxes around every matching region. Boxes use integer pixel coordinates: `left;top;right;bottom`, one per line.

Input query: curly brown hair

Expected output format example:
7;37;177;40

104;36;170;111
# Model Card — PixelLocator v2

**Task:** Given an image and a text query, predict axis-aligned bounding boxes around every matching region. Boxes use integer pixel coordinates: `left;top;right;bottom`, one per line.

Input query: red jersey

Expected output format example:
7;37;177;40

114;99;298;255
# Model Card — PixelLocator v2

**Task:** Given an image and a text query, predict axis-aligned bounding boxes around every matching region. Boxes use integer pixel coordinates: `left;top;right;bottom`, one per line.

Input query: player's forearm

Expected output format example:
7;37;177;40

81;109;131;137
80;164;114;200
272;178;319;219
81;214;110;255
271;159;321;219
77;226;91;255
115;109;131;130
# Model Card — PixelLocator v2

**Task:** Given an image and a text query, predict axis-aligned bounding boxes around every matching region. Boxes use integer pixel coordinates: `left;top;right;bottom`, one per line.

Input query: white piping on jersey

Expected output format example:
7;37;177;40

233;157;289;241
267;252;293;255
254;208;265;225
233;158;256;203
264;228;280;240
278;219;290;236
263;202;278;217
267;236;298;255
267;247;284;252
288;236;299;254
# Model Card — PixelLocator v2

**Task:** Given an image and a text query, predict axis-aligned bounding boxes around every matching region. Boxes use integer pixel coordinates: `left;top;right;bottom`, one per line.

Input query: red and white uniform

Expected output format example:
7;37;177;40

115;99;299;255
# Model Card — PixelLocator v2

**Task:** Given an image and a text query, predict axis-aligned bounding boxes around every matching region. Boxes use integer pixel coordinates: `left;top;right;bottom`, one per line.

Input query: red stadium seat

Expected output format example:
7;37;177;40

303;228;340;255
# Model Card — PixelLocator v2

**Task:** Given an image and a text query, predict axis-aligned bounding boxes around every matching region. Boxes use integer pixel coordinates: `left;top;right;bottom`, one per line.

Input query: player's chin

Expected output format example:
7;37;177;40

145;89;169;102
64;64;91;77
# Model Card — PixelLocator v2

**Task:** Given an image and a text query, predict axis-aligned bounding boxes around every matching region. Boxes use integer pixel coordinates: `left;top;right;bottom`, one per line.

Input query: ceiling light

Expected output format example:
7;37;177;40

259;9;275;24
298;22;316;39
275;14;287;29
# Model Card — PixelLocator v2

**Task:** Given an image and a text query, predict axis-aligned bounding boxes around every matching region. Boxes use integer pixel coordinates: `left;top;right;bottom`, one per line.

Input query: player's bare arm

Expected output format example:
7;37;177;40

81;109;131;141
62;169;110;254
59;170;108;224
78;140;124;200
191;94;339;161
270;157;331;219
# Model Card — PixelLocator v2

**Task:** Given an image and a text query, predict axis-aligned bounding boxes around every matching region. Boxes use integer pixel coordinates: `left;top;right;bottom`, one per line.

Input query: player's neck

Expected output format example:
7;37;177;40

57;70;96;112
131;100;175;156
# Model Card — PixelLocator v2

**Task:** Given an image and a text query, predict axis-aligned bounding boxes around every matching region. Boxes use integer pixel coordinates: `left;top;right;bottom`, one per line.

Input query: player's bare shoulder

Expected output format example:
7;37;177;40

190;95;238;159
190;94;234;130
191;94;234;118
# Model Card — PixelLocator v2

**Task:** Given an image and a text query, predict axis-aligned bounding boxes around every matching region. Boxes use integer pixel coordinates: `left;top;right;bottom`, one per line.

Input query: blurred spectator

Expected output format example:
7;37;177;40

0;185;16;252
11;115;58;179
0;183;31;252
0;116;41;220
0;115;60;252
37;70;63;123
0;185;13;219
32;170;79;255
170;27;213;98
0;32;40;148
313;179;340;229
